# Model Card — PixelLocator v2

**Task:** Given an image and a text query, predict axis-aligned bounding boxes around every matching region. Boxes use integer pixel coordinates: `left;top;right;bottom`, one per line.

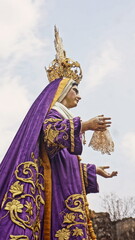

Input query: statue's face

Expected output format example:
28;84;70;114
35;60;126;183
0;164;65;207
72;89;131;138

62;85;81;108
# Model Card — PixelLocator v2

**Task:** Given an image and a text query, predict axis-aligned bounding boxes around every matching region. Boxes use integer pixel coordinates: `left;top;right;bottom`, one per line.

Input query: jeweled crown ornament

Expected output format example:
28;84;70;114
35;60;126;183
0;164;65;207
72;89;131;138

46;26;82;83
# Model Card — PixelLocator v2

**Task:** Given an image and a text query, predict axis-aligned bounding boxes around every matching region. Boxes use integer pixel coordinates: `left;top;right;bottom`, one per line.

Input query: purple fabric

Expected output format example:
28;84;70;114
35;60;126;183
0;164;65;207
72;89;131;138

43;109;82;157
85;164;99;194
43;109;99;239
0;77;99;240
0;78;62;240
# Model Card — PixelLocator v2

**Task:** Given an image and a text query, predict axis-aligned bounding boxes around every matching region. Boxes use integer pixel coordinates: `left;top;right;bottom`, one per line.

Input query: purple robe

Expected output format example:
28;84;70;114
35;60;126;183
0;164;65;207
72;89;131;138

0;78;99;240
0;79;62;240
43;109;99;239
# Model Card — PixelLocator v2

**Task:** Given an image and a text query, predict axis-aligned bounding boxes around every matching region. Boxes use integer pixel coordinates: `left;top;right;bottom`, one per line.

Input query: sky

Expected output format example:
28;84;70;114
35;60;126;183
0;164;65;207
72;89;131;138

0;0;135;213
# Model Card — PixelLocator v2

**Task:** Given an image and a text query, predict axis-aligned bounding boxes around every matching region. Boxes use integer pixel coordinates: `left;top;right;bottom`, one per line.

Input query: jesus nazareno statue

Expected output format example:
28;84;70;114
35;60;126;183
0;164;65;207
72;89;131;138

0;27;117;240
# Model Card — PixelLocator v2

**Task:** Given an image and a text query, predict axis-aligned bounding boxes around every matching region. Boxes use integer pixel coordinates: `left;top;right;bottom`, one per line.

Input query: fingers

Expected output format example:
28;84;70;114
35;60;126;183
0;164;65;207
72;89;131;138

98;116;111;119
107;171;118;178
98;166;110;169
102;166;110;169
110;171;118;177
98;121;111;125
87;115;112;131
96;116;112;131
97;125;111;131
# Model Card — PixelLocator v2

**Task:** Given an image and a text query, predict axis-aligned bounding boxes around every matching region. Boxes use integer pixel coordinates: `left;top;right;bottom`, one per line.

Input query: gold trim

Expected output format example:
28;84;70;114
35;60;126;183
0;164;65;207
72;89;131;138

79;159;97;240
41;78;72;239
83;164;88;188
40;140;52;240
50;78;71;108
69;119;75;152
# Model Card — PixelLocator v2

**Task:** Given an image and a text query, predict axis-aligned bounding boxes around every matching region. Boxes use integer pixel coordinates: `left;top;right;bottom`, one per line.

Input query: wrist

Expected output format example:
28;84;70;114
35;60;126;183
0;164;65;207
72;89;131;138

96;167;100;175
81;121;89;132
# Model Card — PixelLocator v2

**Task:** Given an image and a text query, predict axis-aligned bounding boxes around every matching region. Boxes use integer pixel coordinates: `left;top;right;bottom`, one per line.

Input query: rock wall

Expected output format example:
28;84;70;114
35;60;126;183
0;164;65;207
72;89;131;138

114;218;135;240
92;212;135;240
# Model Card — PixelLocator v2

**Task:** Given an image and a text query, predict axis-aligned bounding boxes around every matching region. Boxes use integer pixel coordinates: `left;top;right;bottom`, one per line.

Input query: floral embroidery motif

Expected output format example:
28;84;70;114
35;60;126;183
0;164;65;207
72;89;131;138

9;181;24;197
55;228;70;240
1;152;45;240
63;213;75;223
5;199;23;213
25;201;33;216
55;194;87;239
73;227;83;237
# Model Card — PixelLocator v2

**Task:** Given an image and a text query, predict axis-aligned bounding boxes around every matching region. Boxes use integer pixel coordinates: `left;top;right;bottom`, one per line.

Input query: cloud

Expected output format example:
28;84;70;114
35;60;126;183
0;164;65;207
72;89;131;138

121;132;135;162
0;0;49;161
84;41;121;89
0;0;45;58
0;75;30;161
0;0;47;67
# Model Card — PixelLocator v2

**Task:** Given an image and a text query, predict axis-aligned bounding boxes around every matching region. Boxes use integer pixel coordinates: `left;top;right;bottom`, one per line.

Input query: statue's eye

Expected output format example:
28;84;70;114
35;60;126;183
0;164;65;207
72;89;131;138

72;88;79;94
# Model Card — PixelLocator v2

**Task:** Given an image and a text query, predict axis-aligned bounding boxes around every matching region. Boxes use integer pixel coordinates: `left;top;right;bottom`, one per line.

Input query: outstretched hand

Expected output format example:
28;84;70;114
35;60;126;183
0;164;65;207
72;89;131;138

81;115;112;132
96;166;118;178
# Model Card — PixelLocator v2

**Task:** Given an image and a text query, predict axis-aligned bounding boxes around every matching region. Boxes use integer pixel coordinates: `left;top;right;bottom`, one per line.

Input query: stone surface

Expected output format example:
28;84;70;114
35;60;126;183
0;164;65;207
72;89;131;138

91;212;135;240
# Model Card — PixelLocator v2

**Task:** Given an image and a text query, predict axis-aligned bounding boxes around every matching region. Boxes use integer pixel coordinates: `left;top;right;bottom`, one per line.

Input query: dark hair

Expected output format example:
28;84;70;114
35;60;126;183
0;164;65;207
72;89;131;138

72;82;78;87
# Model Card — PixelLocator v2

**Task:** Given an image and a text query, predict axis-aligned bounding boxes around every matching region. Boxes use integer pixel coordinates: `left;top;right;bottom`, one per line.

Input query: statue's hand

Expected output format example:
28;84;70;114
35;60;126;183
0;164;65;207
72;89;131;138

96;166;118;178
82;115;112;132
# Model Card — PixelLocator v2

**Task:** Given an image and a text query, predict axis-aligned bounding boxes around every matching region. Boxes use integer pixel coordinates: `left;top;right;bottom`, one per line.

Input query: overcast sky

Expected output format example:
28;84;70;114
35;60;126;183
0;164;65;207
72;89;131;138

0;0;135;212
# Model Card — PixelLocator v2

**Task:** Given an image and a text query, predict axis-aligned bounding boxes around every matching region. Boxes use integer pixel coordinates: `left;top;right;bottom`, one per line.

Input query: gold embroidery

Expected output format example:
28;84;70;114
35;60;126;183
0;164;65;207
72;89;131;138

73;227;83;237
10;235;29;240
25;201;33;216
44;118;69;149
9;181;24;197
55;228;70;240
1;192;8;208
65;194;86;215
44;124;60;147
44;118;62;124
79;159;97;240
55;194;87;239
69;119;75;152
1;152;45;240
63;213;75;223
5;199;25;229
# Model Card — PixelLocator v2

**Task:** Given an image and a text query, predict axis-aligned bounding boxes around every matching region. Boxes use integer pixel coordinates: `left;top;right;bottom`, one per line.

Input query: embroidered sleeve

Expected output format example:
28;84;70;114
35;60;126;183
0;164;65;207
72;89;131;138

81;163;99;194
43;116;82;156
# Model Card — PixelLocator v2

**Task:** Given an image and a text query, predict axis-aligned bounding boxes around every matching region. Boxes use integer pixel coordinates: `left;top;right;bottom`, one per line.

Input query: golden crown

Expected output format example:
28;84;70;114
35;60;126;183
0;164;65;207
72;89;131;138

45;26;82;83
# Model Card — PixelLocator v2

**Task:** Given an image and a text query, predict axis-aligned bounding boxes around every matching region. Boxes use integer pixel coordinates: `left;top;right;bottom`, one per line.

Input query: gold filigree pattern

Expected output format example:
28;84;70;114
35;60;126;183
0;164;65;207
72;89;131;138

44;118;62;124
1;152;45;240
73;227;83;237
9;181;24;197
25;201;33;216
55;228;70;240
55;194;88;239
63;213;75;223
10;235;29;240
65;194;86;215
43;118;69;150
